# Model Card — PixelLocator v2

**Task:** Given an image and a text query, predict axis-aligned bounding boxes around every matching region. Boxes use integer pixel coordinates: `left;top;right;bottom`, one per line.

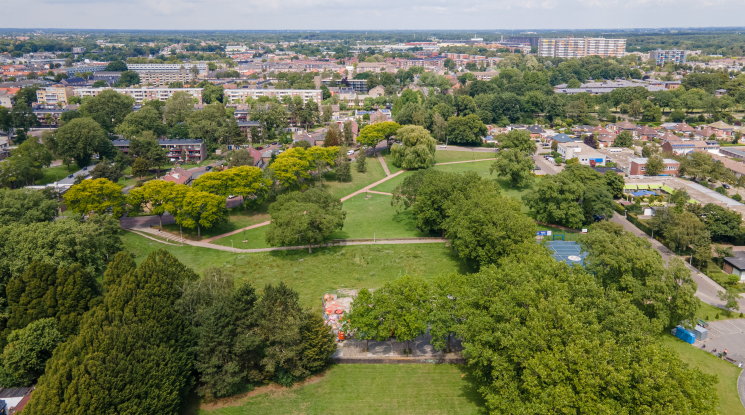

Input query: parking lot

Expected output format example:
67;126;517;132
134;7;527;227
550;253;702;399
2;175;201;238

694;319;745;366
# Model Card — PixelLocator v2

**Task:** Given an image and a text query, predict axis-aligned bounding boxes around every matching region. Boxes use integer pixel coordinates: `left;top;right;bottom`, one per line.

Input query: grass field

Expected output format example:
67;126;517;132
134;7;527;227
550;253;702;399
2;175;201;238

434;150;498;164
320;156;387;199
195;364;485;415
122;232;469;308
696;299;742;321
210;192;430;248
661;335;745;415
379;150;402;174
160;205;270;241
36;164;81;185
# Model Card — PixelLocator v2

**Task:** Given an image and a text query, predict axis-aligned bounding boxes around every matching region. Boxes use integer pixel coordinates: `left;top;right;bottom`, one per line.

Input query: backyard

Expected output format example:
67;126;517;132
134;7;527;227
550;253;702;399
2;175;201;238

191;364;485;415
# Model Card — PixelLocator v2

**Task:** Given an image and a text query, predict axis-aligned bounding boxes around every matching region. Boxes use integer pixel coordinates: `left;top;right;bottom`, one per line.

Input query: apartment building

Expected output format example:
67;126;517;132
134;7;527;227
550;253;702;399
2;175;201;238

126;63;208;74
112;138;207;162
36;86;74;105
73;87;203;104
138;69;196;87
649;49;688;66
538;37;626;58
223;88;322;105
629;157;679;176
65;63;108;76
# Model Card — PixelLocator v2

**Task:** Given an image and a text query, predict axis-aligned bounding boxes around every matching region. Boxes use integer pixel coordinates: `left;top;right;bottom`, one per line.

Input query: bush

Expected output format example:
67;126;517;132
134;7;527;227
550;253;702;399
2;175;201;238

715;313;719;319
715;186;727;195
732;193;741;202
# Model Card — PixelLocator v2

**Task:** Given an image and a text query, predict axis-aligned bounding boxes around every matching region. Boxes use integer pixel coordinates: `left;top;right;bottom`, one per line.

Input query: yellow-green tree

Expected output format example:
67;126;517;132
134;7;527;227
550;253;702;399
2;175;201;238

162;184;191;234
127;180;175;228
270;154;311;190
192;170;231;196
64;178;125;217
356;122;401;150
179;191;228;237
224;166;271;209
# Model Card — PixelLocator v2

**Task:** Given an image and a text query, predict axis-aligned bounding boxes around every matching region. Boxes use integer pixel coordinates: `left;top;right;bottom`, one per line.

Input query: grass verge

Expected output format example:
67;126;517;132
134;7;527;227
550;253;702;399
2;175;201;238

160;205;270;241
320;156;387;199
434;150;498;164
36;164;81;185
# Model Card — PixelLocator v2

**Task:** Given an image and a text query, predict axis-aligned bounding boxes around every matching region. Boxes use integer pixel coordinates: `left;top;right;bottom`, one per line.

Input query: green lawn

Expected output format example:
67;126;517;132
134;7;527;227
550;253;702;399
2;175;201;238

379;149;402;174
434;150;498;164
210;192;430;249
661;335;745;415
36;164;81;185
122;232;469;308
160;205;270;241
696;299;742;321
196;364;485;415
320;156;387;199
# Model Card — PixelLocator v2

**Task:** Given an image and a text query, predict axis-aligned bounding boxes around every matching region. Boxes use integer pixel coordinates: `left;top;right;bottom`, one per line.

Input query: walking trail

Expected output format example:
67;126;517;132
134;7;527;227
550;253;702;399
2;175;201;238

378;153;391;176
435;158;497;165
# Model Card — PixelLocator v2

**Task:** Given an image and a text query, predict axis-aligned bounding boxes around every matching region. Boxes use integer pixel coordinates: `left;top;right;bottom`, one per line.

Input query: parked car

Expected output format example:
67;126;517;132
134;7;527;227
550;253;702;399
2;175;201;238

272;142;278;145
347;149;355;156
68;174;74;179
723;183;731;189
534;165;541;170
256;146;264;150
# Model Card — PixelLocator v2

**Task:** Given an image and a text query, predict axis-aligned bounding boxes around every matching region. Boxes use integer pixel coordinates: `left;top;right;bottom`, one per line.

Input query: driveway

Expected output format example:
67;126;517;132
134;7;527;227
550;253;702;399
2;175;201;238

533;154;561;175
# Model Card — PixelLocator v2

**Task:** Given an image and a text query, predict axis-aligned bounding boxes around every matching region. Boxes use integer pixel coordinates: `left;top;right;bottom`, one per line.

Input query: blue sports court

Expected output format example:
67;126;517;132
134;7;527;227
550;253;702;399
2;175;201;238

546;241;587;266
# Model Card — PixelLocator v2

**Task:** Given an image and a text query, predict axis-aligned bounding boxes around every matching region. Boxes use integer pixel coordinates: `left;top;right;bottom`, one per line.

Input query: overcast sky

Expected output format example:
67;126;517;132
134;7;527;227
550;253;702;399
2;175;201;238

2;0;745;31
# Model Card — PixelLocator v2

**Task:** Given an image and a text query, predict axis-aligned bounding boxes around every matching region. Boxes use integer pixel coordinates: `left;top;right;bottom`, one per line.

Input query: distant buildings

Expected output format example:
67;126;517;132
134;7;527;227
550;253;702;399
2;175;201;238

223;88;322;105
538;37;626;58
649;49;688;66
629;157;680;176
112;139;207;162
73;87;203;104
36;86;74;105
127;63;208;74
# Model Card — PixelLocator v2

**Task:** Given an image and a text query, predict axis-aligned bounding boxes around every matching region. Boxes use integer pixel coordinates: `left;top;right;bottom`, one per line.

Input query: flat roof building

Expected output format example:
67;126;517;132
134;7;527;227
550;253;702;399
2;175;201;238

538;37;626;58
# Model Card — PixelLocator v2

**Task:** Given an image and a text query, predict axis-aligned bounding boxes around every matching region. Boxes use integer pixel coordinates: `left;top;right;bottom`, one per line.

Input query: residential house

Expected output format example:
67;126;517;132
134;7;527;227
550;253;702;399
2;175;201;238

723;254;745;282
367;85;385;98
112;138;207;162
629;157;679;176
548;133;576;144
635;125;659;141
161;167;194;185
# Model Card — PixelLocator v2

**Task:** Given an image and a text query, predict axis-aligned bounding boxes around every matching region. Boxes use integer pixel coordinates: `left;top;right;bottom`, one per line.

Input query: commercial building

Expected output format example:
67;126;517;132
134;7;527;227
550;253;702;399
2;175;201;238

629;157;680;176
223;88;322;105
557;142;606;166
538;37;626;58
112;138;207;162
649;49;688;66
73;87;203;104
36;85;74;105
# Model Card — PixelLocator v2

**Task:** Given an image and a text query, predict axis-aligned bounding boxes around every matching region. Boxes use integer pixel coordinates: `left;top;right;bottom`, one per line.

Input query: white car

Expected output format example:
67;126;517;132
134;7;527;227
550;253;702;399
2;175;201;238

440;145;447;148
347;149;355;156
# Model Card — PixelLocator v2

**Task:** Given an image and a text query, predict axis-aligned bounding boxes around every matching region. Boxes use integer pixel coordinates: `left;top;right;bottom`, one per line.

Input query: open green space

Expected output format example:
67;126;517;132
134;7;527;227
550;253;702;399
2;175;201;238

320;155;387;199
660;335;745;415
196;364;485;415
378;149;402;174
36;164;81;185
122;232;469;308
434;150;498;164
696;299;742;321
210;192;430;248
160;204;270;241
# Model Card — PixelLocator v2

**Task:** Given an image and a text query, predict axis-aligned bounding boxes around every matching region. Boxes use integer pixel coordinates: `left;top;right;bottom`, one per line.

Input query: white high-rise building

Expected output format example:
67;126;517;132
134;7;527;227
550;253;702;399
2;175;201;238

538;37;626;58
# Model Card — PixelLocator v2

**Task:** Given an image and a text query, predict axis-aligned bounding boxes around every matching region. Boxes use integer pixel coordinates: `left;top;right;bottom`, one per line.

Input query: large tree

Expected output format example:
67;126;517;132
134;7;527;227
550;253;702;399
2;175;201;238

55;117;109;167
127;180;176;228
0;189;58;226
498;129;537;155
373;276;430;353
163;91;196;128
389;125;436;169
179;190;228;237
265;188;345;253
490;149;534;188
446;114;487;145
63;178;126;217
0;318;65;387
115;105;166;139
356;122;401;151
78;89;135;132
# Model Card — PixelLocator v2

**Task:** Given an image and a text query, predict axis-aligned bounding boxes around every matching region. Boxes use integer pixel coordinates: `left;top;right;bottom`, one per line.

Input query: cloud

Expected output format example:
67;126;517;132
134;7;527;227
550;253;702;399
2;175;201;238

1;0;745;29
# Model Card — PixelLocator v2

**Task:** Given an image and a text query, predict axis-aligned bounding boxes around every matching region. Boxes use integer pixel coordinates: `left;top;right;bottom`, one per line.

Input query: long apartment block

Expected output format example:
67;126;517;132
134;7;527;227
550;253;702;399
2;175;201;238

72;87;203;103
538;37;626;58
223;88;322;104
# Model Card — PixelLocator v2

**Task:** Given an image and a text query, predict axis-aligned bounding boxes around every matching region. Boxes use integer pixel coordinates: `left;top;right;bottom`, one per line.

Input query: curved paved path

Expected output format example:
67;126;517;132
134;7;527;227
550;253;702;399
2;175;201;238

378;153;391;176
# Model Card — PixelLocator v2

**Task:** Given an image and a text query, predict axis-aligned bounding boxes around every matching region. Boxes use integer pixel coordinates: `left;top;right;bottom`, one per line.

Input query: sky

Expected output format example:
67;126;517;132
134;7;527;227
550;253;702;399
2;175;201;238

2;0;745;31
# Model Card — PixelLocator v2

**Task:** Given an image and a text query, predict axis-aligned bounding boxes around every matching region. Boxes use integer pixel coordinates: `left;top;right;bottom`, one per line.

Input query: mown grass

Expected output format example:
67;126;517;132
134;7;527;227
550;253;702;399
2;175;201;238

210;192;430;249
122;232;469;308
660;335;745;415
195;364;486;415
160;204;270;241
434;150;498;164
36;164;81;185
319;156;387;199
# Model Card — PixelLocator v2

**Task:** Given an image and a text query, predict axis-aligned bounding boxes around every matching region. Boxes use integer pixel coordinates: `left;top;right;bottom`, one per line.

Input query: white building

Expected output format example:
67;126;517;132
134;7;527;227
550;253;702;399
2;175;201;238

224;88;322;105
73;87;203;103
557;142;606;166
126;63;209;74
538;37;626;58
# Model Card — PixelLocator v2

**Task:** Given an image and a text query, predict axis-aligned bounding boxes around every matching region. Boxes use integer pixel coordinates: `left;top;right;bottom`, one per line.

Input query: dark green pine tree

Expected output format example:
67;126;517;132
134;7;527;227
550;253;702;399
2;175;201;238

195;300;243;401
54;264;101;337
300;312;336;373
5;262;59;334
231;283;264;383
102;251;136;293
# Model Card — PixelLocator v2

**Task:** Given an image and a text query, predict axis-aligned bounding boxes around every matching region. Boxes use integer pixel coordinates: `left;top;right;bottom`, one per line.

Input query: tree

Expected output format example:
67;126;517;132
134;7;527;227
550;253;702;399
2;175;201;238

187;103;229;150
0;189;58;226
374;276;430;353
718;290;741;315
87;158;120;183
498;129;537;155
344;289;381;352
446;114;487;145
127;180;176;228
356;122;401;151
336;161;352;182
63;178;125;217
523;172;586;228
180;191;228;237
115;105;166;139
324;122;341;147
343;121;354;146
270;151;312;190
0;140;54;188
431;113;448;143
226;148;255;168
0;319;64;387
444;186;536;266
265;189;346;253
78;89;135;132
131;157;149;179
23;250;197;415
356;151;367;173
645;154;665;176
613;130;634;148
604;171;625;198
254;282;307;385
104;60;128;72
389;125;436;169
300;312;336;373
457;251;717;415
114;71;140;87
628;100;643;119
583;134;598;149
429;273;466;353
53;117;108;168
677;151;725;182
164;91;195;127
489;149;534;188
224;166;272;209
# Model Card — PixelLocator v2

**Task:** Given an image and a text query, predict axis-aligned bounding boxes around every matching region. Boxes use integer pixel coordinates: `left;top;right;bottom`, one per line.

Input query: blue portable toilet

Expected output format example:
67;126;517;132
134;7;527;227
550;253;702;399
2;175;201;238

675;325;695;344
